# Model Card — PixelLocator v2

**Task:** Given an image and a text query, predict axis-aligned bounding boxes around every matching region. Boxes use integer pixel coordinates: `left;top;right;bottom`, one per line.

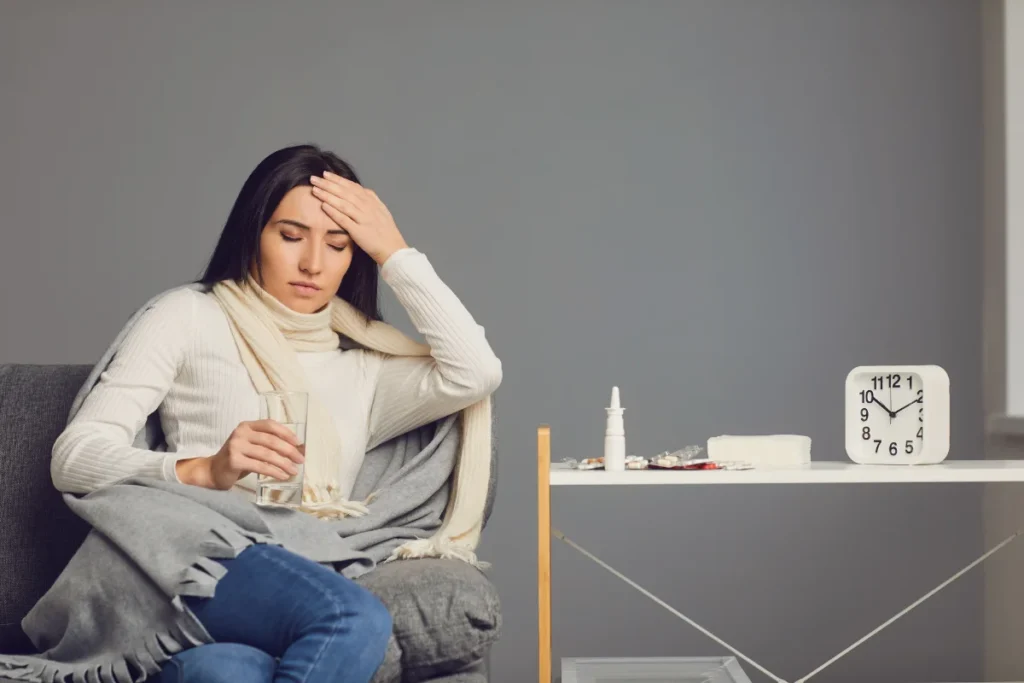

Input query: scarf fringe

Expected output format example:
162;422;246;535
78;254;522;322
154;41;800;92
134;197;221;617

297;483;370;519
297;499;370;519
385;537;491;571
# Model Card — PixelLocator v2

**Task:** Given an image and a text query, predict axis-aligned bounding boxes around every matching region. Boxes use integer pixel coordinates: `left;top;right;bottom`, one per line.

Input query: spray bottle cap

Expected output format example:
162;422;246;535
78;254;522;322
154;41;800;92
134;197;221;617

608;386;622;411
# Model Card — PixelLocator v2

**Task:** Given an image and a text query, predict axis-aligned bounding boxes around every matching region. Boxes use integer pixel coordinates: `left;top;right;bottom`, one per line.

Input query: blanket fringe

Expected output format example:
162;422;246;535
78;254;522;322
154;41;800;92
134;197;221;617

0;648;160;683
0;660;34;681
386;537;491;571
0;524;278;683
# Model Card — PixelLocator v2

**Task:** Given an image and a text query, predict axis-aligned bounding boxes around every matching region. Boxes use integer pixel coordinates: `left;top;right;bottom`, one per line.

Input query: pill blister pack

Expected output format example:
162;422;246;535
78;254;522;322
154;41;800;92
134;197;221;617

562;445;754;472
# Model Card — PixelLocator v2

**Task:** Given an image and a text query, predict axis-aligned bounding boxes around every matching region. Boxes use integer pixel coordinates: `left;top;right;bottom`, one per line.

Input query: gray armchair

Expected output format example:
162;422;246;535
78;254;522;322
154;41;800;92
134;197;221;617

0;364;499;683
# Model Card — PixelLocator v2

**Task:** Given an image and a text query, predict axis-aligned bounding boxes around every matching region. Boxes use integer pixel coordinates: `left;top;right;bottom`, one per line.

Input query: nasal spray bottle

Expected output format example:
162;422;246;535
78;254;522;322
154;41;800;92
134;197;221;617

604;386;626;471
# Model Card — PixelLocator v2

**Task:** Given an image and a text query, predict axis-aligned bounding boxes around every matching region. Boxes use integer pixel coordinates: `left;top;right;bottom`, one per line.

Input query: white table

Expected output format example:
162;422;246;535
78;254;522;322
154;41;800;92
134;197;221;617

549;459;1024;486
536;426;1024;683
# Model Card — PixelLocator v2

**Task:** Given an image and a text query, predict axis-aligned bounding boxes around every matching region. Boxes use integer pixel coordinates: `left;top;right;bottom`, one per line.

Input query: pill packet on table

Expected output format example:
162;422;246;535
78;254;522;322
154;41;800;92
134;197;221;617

563;457;605;470
563;456;649;470
648;445;704;469
625;455;648;470
678;459;755;471
715;461;754;470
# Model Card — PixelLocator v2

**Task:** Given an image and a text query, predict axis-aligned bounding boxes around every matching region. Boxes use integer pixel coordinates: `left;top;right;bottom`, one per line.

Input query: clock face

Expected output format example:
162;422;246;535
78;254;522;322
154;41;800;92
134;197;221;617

853;371;924;459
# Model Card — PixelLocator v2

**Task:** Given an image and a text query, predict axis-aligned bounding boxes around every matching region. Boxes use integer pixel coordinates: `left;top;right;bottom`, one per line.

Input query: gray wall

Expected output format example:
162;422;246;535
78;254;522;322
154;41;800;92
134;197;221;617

1;2;985;681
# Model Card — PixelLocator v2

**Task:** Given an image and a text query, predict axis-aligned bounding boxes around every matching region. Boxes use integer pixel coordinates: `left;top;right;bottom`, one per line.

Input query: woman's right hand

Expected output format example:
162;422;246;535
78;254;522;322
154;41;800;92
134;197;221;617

176;420;305;490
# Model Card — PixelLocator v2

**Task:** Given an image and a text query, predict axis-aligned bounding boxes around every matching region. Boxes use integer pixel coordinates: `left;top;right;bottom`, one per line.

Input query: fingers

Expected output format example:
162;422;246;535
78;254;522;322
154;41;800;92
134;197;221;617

309;173;369;207
320;203;359;233
240;454;294;482
317;171;366;196
310;186;365;223
247;430;305;464
248;419;302;448
309;175;368;236
242;444;300;478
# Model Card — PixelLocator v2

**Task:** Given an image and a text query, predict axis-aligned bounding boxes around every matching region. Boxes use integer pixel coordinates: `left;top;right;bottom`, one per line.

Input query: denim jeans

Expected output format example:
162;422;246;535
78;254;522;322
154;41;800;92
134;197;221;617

154;544;392;683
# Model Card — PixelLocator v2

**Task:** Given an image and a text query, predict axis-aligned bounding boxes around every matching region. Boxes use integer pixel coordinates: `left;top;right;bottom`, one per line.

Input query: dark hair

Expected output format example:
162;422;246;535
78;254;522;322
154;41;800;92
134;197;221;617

198;143;382;322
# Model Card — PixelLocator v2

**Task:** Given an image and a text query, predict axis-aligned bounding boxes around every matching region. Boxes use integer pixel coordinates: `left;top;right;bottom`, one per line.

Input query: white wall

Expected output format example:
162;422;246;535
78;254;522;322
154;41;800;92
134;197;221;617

984;1;1024;679
1005;0;1024;416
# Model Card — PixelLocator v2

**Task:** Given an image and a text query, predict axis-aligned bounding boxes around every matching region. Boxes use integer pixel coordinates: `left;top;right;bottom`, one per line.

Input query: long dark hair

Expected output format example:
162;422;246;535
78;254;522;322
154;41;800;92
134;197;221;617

198;144;382;322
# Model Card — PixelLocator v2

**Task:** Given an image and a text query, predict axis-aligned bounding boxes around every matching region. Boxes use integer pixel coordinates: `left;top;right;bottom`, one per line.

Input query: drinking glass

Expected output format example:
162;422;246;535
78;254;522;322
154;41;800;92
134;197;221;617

255;391;307;507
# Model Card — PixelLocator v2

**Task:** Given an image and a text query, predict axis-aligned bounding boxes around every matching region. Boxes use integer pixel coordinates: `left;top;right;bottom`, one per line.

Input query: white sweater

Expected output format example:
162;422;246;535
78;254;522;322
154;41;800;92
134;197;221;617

51;248;502;498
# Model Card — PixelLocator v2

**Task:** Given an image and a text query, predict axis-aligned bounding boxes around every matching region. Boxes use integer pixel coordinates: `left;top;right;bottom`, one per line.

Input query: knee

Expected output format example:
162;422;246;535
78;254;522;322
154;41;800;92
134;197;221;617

365;592;393;644
159;643;276;683
351;587;393;646
325;583;391;656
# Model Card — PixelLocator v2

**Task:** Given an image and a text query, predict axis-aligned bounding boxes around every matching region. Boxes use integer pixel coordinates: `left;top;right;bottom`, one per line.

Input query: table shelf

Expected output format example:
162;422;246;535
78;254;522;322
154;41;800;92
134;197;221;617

550;460;1024;485
537;424;1024;682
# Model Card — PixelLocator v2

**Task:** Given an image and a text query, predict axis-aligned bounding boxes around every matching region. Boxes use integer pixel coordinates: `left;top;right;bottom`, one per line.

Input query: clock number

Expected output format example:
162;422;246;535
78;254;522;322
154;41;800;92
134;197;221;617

860;390;874;404
862;426;871;440
917;427;923;439
908;375;914;390
874;440;882;453
872;376;883;391
889;374;901;389
860;408;869;422
905;440;914;454
889;442;898;456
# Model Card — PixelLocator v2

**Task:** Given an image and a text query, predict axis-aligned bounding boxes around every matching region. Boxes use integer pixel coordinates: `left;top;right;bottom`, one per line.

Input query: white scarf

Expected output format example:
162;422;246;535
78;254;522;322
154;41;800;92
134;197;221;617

210;274;493;563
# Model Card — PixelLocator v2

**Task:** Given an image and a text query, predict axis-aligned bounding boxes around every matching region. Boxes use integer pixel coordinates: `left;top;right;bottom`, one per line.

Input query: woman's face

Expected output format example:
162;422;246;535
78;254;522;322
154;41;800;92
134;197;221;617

251;185;353;314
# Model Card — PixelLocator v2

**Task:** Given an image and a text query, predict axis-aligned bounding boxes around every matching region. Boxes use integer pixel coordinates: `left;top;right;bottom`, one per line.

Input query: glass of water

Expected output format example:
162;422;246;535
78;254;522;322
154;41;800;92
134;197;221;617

256;390;307;508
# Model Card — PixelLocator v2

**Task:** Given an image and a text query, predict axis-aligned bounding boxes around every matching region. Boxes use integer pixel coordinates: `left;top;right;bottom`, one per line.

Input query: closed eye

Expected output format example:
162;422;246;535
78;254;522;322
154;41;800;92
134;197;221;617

282;233;348;252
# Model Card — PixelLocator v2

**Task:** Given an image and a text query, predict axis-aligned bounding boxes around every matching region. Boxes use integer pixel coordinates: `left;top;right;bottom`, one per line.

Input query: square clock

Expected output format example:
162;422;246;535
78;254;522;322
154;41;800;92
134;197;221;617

845;365;950;465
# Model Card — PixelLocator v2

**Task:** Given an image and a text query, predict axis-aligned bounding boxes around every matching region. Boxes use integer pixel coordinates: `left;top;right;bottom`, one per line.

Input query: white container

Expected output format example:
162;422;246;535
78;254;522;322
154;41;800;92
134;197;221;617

604;386;625;471
706;434;811;468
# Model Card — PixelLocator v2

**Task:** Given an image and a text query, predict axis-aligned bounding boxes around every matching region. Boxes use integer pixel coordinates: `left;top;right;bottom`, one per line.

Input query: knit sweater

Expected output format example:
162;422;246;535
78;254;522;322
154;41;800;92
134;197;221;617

51;247;502;499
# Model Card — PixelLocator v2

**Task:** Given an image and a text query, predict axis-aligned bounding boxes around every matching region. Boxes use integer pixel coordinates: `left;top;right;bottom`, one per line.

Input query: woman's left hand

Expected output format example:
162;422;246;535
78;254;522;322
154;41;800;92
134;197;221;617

310;171;409;266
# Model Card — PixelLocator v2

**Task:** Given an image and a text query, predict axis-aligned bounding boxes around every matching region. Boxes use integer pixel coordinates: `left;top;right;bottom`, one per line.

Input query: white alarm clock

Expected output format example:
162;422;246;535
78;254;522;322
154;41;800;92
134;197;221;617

844;365;950;465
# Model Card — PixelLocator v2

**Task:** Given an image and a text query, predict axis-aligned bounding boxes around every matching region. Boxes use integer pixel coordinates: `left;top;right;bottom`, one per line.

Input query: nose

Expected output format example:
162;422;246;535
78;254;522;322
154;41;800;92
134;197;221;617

299;242;322;276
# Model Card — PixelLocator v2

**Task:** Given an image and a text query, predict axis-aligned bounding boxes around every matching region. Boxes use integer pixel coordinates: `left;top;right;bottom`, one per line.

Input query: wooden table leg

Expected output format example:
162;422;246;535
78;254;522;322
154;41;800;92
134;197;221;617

538;425;552;683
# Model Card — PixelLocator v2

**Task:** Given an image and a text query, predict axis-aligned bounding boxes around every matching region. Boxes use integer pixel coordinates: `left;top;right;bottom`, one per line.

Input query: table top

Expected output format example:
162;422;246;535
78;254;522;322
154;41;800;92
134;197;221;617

549;460;1024;485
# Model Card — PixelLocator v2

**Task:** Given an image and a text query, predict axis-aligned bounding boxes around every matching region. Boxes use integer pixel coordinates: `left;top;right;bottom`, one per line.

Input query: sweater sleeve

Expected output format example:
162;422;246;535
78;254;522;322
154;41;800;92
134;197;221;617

50;289;197;494
367;248;502;450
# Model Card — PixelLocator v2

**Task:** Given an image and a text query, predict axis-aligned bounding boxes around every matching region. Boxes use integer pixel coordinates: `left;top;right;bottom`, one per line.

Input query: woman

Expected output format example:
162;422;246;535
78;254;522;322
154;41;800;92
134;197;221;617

50;144;502;683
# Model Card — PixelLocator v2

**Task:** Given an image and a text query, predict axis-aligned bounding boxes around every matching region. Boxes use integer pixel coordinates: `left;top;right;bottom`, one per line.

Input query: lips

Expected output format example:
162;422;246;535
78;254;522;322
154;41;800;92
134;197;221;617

290;282;320;295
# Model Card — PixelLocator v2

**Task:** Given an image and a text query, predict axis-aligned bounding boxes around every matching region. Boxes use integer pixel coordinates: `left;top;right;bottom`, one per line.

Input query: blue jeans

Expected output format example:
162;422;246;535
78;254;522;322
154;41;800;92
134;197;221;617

155;544;391;683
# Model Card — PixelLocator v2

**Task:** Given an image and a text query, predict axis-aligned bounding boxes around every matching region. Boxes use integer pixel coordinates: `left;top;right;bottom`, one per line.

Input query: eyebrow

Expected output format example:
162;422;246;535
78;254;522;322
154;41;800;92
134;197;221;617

274;219;348;236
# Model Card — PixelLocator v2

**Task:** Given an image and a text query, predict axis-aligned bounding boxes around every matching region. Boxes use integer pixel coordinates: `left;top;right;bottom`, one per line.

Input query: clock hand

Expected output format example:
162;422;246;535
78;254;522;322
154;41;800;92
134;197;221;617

893;396;923;416
871;396;896;417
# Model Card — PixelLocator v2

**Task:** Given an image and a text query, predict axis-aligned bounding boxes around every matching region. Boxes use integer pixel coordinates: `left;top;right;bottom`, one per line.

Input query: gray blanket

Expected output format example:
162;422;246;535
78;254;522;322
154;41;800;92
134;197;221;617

0;284;470;683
